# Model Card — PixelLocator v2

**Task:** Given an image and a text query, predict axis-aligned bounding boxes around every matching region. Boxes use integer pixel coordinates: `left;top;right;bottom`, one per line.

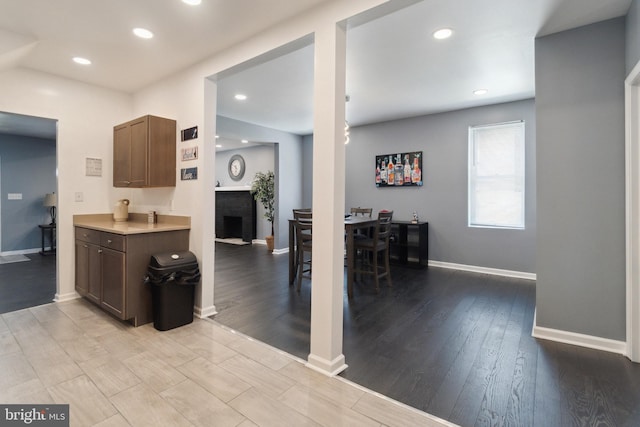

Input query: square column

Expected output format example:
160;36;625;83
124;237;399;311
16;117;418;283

307;21;348;376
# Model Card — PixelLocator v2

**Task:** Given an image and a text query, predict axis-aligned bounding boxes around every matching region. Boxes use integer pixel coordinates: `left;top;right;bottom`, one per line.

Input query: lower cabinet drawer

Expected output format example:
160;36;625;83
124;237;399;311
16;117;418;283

75;227;100;245
101;233;126;252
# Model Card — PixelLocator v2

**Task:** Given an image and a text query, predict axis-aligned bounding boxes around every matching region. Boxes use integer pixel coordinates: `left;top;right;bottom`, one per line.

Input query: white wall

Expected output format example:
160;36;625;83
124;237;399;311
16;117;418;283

0;68;132;300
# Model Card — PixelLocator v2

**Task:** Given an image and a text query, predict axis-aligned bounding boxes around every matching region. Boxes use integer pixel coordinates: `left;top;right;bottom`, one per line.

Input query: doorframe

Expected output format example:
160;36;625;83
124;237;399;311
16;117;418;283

0;155;2;253
625;59;640;362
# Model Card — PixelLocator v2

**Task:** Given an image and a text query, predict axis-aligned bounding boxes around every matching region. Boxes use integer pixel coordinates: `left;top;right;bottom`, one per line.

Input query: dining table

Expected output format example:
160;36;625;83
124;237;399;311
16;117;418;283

288;215;378;298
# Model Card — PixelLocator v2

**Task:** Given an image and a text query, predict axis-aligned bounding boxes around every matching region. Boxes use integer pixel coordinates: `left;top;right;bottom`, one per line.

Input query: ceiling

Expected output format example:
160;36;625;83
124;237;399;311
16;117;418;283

0;0;633;144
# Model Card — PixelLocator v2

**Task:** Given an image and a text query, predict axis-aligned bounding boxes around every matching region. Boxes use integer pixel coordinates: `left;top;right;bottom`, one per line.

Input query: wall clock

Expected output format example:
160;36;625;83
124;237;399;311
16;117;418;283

228;154;246;181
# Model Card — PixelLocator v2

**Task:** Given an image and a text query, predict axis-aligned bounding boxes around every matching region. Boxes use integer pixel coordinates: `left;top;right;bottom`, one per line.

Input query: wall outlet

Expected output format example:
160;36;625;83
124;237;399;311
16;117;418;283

75;192;84;202
7;193;22;200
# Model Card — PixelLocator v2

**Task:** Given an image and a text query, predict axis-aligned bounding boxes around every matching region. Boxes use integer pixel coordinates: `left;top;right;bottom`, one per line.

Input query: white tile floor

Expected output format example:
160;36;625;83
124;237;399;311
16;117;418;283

0;299;455;427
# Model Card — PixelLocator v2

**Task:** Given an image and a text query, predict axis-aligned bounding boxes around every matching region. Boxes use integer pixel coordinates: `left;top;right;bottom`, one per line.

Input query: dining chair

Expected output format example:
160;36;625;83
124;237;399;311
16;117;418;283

294;213;313;291
292;208;312;216
353;210;394;292
350;207;373;217
349;207;373;241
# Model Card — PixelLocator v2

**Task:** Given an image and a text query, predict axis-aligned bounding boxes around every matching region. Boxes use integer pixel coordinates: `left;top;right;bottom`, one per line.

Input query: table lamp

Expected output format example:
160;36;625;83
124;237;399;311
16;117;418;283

43;193;57;225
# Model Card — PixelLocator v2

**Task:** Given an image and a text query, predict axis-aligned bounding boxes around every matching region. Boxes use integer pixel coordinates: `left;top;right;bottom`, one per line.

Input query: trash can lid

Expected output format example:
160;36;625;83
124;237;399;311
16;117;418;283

149;251;197;268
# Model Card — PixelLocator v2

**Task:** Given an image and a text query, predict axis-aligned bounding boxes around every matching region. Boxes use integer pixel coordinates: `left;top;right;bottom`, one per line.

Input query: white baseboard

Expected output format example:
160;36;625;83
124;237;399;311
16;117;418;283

1;248;40;256
195;305;217;318
251;239;290;255
54;292;81;303
428;260;536;281
532;311;627;355
306;353;348;377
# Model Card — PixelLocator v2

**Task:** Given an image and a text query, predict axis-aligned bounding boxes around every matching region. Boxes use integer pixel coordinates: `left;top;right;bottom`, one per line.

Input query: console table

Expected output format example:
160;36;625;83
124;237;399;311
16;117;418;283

38;224;56;255
389;221;428;268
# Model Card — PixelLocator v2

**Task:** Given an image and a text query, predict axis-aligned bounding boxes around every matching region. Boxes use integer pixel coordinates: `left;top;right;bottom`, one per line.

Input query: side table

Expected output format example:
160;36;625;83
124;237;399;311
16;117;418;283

39;224;56;255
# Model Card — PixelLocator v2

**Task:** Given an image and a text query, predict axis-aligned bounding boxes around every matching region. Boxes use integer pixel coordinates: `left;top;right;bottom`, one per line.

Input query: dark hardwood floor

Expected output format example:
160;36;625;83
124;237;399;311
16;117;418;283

213;242;640;427
0;253;56;314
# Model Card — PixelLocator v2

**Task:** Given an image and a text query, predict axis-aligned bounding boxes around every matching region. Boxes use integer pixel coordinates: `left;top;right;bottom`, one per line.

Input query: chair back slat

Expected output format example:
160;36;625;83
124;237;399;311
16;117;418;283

294;213;313;291
350;207;373;217
293;209;312;220
374;210;393;241
294;211;313;244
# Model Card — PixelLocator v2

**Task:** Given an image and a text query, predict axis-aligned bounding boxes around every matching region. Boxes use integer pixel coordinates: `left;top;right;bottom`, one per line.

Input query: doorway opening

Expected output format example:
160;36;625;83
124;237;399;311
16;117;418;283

0;111;57;314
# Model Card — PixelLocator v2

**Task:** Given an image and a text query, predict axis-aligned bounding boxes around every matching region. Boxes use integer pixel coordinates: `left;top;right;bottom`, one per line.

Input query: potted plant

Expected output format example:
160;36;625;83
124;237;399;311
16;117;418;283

250;171;275;252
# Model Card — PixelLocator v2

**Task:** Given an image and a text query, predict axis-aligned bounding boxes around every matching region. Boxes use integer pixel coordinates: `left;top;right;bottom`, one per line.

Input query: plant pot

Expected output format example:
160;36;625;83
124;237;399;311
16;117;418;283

265;235;274;252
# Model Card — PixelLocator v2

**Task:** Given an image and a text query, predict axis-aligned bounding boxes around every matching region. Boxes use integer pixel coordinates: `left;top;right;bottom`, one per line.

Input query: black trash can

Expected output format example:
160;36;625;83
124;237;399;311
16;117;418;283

145;251;200;331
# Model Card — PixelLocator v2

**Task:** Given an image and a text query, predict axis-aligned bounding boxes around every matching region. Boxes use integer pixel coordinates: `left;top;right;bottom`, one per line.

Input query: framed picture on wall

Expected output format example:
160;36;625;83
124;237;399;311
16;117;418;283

181;146;198;161
181;167;198;180
375;151;422;187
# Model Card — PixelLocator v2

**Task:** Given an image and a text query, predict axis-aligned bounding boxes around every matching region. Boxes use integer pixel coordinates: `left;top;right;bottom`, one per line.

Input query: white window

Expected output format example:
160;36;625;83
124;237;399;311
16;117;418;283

468;121;525;229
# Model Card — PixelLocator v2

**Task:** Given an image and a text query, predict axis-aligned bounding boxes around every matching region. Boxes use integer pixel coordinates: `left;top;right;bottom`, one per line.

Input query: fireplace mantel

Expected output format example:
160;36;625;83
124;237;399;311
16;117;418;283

215;186;251;192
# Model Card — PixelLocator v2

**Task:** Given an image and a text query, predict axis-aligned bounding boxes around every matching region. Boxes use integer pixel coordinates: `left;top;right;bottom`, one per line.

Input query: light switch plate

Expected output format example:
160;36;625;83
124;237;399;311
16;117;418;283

7;193;22;200
75;192;84;202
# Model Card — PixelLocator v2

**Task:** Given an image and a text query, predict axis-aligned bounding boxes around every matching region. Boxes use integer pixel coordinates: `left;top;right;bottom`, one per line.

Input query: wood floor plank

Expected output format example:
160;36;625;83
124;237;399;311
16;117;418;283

427;283;516;419
448;283;521;426
504;284;538;427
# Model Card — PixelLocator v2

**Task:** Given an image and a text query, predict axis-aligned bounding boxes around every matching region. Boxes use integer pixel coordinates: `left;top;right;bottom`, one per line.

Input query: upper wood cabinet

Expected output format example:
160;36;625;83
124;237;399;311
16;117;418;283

113;115;176;187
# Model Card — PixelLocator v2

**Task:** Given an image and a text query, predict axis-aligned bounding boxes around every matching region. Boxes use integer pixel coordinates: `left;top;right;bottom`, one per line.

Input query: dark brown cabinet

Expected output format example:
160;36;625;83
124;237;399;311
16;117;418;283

113;115;176;188
75;229;103;304
99;232;126;318
101;247;125;318
75;228;125;317
390;221;429;268
75;226;189;326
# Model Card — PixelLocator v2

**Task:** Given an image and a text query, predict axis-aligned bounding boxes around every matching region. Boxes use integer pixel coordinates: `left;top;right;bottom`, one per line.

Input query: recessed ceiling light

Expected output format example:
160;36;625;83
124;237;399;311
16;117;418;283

133;28;154;39
182;0;201;5
216;144;222;148
433;28;453;40
234;94;247;101
473;89;488;95
241;139;248;144
72;57;91;65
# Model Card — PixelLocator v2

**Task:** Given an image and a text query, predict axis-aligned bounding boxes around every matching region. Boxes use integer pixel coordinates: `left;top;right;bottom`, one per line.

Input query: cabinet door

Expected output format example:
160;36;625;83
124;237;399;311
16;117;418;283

87;244;102;304
147;115;176;187
101;247;126;319
75;240;89;296
113;117;148;187
129;117;149;187
113;124;131;187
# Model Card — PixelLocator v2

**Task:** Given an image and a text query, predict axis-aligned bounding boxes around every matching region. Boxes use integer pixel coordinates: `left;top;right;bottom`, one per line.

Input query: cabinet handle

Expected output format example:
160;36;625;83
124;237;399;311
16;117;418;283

98;249;103;254
124;181;131;185
107;239;112;244
83;244;88;248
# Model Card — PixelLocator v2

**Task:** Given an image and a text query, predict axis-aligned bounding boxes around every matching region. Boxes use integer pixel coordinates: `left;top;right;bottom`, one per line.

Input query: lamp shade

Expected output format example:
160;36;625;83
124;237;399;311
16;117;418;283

43;193;56;207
